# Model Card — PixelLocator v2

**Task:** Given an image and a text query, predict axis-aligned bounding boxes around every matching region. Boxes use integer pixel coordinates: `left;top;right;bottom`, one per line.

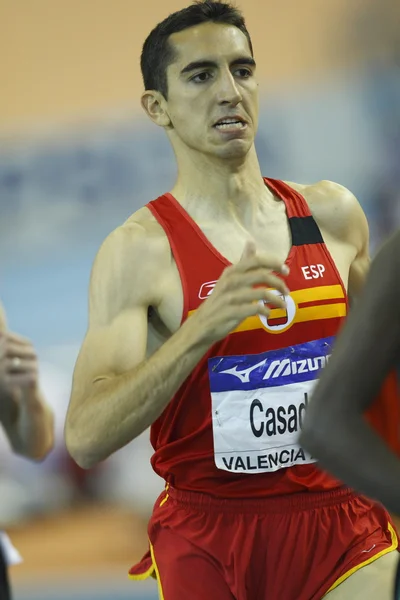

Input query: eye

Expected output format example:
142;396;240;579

235;68;252;78
190;72;212;83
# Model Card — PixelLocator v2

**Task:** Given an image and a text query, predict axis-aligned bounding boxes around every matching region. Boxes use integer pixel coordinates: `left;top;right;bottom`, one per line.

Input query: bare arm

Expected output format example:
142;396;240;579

0;304;54;460
65;224;289;469
299;231;400;512
65;224;216;469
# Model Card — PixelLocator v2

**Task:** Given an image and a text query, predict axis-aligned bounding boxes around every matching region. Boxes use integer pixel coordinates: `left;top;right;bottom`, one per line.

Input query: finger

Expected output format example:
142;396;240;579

281;264;290;276
6;342;36;361
257;290;287;310
234;302;271;321
5;331;33;347
240;301;284;320
257;303;273;318
6;373;37;389
6;357;37;375
230;287;287;310
262;292;287;310
253;251;290;276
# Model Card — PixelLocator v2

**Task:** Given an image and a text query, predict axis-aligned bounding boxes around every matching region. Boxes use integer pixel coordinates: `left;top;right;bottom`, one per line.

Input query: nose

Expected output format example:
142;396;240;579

216;69;242;106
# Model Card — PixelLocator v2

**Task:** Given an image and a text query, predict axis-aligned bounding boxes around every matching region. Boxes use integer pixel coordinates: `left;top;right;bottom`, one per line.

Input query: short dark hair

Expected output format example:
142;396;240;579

140;1;253;98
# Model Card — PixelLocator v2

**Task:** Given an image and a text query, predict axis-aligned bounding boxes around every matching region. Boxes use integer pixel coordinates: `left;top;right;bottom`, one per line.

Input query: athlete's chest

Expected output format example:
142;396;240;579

197;205;293;265
148;220;351;356
150;219;289;336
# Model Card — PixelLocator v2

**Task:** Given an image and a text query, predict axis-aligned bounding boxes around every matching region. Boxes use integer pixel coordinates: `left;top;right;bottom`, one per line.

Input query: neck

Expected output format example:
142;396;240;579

170;145;272;220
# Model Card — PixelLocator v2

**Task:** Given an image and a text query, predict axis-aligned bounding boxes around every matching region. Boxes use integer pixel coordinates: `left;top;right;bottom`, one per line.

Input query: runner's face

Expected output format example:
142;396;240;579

164;22;259;161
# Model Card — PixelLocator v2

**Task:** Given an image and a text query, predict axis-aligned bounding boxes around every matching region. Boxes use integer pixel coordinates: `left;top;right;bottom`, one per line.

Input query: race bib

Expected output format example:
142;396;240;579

208;337;333;474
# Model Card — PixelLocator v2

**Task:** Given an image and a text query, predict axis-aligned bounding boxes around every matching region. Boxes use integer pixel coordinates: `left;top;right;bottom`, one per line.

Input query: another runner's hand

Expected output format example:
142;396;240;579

192;240;290;344
0;332;38;395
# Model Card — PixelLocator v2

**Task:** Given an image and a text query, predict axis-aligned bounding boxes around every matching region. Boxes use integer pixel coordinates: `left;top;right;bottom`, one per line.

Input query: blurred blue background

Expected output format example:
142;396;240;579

0;0;399;598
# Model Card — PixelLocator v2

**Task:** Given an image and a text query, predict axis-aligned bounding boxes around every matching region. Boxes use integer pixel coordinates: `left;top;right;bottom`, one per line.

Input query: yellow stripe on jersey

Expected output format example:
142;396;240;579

187;284;347;334
295;303;347;324
291;284;345;304
232;303;346;334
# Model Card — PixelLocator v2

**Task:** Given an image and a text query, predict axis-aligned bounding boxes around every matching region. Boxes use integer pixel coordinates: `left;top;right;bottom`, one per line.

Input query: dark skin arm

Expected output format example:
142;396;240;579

299;230;400;514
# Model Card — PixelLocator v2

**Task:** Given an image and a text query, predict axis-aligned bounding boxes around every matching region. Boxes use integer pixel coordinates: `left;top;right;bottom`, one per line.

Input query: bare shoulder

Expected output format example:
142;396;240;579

89;206;172;325
95;206;170;269
285;179;368;250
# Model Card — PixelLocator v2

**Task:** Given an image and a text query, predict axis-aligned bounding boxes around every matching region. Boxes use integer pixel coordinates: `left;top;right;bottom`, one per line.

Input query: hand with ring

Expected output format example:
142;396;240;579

0;331;39;393
12;356;21;369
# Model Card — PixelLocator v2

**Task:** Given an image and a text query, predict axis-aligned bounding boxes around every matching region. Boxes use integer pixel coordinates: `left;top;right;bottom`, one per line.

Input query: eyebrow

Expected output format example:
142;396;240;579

180;56;256;75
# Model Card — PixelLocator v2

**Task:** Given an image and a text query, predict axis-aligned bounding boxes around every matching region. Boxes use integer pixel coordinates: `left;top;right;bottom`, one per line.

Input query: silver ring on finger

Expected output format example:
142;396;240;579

12;357;21;368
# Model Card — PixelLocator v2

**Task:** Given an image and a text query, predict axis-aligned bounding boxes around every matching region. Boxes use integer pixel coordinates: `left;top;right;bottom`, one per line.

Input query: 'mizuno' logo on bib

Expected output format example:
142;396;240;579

264;355;329;379
221;355;330;383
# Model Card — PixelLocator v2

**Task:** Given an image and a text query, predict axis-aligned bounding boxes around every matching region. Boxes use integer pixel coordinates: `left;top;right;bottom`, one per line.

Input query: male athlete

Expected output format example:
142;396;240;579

65;2;399;598
0;303;54;599
300;230;400;512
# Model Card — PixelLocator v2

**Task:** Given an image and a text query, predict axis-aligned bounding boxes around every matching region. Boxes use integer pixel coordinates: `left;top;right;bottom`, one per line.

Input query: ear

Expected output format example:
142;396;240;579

141;90;171;128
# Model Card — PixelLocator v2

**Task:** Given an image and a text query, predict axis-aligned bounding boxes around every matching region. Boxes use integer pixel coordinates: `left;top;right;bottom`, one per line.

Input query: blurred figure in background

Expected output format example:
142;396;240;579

0;303;54;600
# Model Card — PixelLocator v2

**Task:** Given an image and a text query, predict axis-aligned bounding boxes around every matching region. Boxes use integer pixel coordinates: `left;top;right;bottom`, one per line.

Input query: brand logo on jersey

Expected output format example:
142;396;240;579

264;355;329;379
221;360;268;383
198;280;217;299
221;354;330;383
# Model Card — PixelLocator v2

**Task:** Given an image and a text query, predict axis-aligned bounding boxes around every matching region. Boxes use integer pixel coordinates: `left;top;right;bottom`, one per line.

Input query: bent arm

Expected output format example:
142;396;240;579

67;311;212;469
300;231;400;512
65;225;213;469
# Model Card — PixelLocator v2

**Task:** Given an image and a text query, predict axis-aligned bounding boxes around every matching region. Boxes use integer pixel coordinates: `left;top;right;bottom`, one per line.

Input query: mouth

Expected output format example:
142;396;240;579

213;116;247;131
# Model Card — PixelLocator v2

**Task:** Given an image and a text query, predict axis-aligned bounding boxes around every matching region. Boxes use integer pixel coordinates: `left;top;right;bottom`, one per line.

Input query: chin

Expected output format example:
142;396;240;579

214;140;253;161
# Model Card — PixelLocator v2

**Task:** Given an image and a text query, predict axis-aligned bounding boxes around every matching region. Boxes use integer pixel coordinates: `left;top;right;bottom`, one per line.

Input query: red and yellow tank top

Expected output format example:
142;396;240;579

146;178;400;498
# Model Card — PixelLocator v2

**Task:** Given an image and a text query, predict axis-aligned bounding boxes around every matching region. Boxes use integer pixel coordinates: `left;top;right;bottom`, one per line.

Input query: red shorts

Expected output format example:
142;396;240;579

129;485;398;600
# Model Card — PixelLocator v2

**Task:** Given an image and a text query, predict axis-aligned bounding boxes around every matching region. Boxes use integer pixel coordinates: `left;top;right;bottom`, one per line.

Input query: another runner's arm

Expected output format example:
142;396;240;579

300;231;400;513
